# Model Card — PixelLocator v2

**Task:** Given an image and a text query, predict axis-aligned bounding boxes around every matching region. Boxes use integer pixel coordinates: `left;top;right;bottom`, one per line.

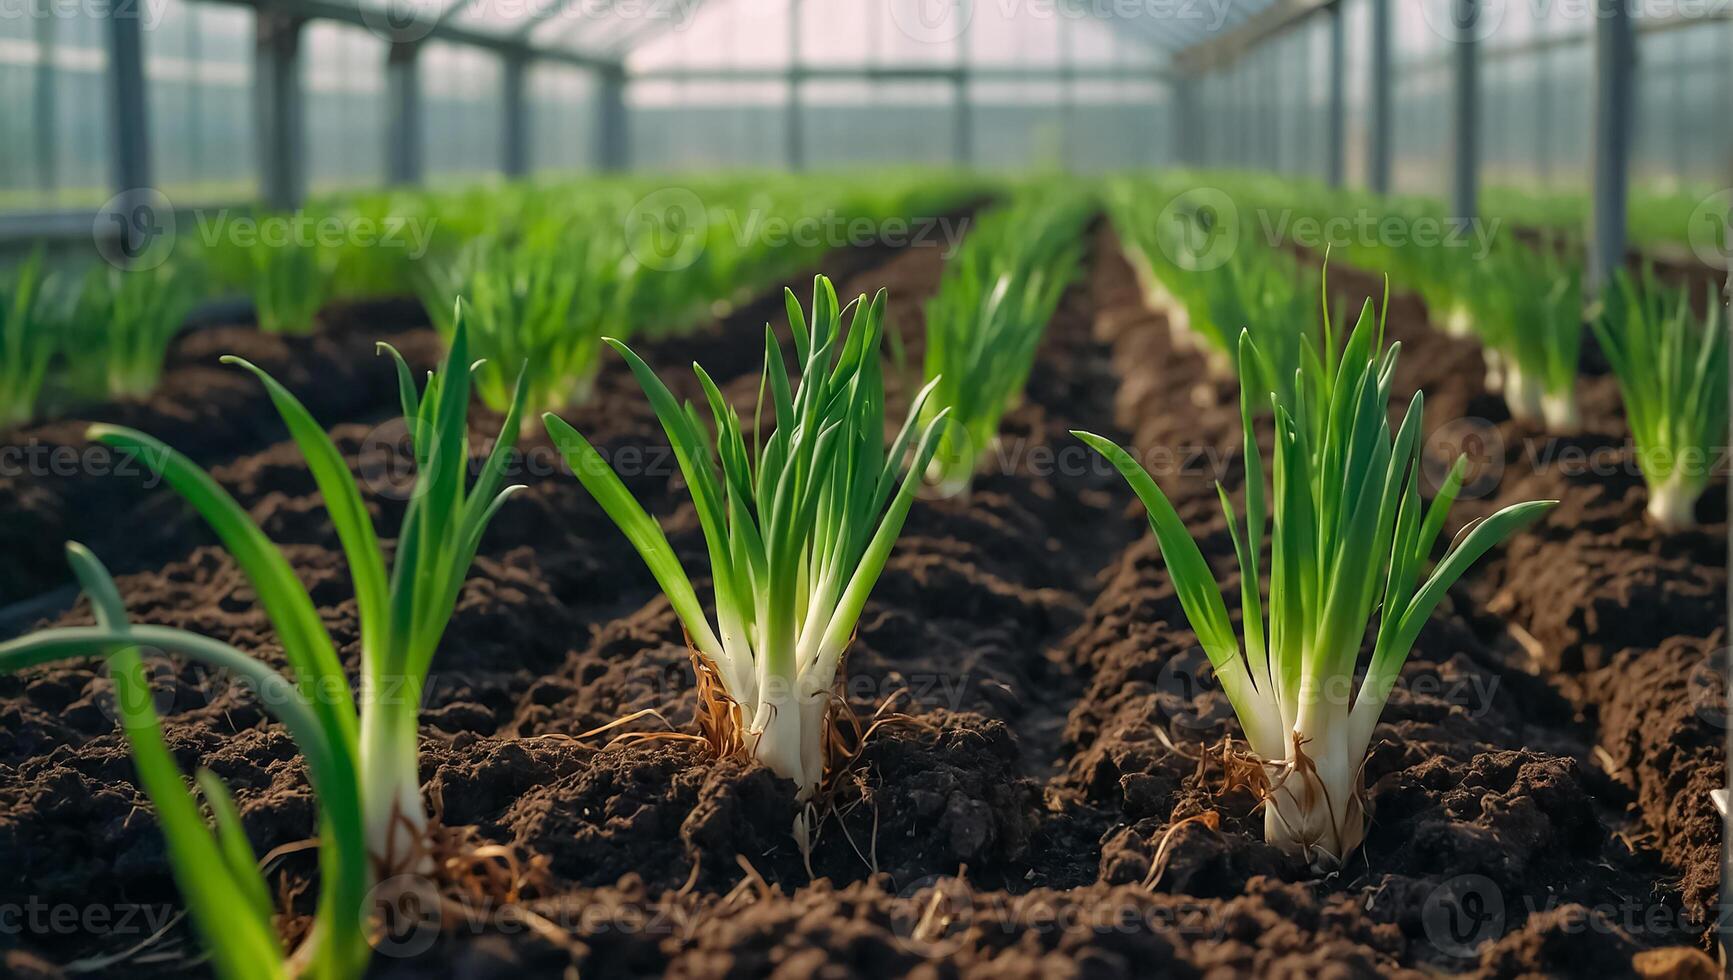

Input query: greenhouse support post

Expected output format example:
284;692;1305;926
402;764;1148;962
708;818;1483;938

786;0;803;171
953;0;971;167
104;0;151;221
1172;75;1196;167
1588;0;1634;296
1723;270;1732;966
34;13;55;198
596;66;629;172
255;12;307;211
1449;0;1478;229
1326;2;1345;188
503;54;529;178
386;44;423;186
1367;0;1391;193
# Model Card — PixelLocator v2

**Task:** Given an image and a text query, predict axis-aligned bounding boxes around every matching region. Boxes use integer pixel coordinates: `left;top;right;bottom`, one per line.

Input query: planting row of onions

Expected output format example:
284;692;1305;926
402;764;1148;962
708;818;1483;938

1112;173;1730;533
1107;176;1313;406
1081;210;1557;863
917;188;1094;495
0;172;976;431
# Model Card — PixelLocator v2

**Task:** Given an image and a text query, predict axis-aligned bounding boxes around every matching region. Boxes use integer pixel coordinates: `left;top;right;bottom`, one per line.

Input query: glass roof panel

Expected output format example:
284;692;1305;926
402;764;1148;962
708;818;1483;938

628;0;789;69
488;0;1284;65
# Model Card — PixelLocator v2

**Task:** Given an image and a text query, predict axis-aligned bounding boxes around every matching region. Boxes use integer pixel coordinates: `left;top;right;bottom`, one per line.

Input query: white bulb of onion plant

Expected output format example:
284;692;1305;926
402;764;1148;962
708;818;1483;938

545;278;945;799
1593;271;1730;533
1078;288;1554;869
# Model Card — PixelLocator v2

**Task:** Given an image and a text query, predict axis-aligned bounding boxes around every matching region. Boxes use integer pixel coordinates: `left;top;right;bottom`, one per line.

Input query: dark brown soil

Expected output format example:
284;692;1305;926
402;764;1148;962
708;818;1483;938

0;221;1722;979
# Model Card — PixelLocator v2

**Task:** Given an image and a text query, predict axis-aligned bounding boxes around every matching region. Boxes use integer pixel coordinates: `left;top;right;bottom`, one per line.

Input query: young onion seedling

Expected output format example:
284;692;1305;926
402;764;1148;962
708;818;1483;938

919;195;1088;495
1593;271;1729;531
1;248;52;428
10;305;523;878
70;260;201;400
420;221;632;421
1473;239;1583;430
1076;283;1555;869
248;230;335;335
0;307;521;976
545;277;946;798
0;545;372;980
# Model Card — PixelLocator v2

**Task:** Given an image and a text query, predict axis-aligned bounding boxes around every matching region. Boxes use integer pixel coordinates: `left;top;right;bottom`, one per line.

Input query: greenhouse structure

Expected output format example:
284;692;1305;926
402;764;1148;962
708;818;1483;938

0;1;1730;978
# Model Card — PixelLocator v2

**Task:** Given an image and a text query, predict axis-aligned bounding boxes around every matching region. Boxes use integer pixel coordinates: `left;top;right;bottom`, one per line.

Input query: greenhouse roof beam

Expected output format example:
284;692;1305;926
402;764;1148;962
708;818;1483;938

507;0;623;42
633;65;1173;83
592;0;710;55
200;0;625;70
1170;0;1334;70
1058;0;1191;54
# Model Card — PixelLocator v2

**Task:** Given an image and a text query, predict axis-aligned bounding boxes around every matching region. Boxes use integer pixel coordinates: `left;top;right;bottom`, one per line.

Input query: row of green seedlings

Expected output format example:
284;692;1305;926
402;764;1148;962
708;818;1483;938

0;249;202;428
414;175;968;430
1328;199;1729;532
917;190;1094;495
1121;175;1731;534
0;173;978;431
1107;177;1314;408
0;258;1557;972
0;195;419;431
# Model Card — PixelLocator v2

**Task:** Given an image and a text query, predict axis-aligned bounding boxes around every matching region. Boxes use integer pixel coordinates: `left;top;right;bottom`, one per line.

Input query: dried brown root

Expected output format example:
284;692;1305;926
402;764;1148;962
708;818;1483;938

1142;810;1221;890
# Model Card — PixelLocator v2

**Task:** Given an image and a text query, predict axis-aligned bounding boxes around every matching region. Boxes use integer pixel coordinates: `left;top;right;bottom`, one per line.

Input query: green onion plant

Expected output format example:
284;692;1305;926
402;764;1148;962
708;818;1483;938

545;276;946;799
1593;270;1729;530
1107;179;1215;358
1197;244;1313;406
1;248;53;428
1472;237;1584;430
420;219;632;421
919;194;1089;495
0;307;524;978
249;231;335;335
1;544;371;980
1076;280;1555;868
70;260;201;400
